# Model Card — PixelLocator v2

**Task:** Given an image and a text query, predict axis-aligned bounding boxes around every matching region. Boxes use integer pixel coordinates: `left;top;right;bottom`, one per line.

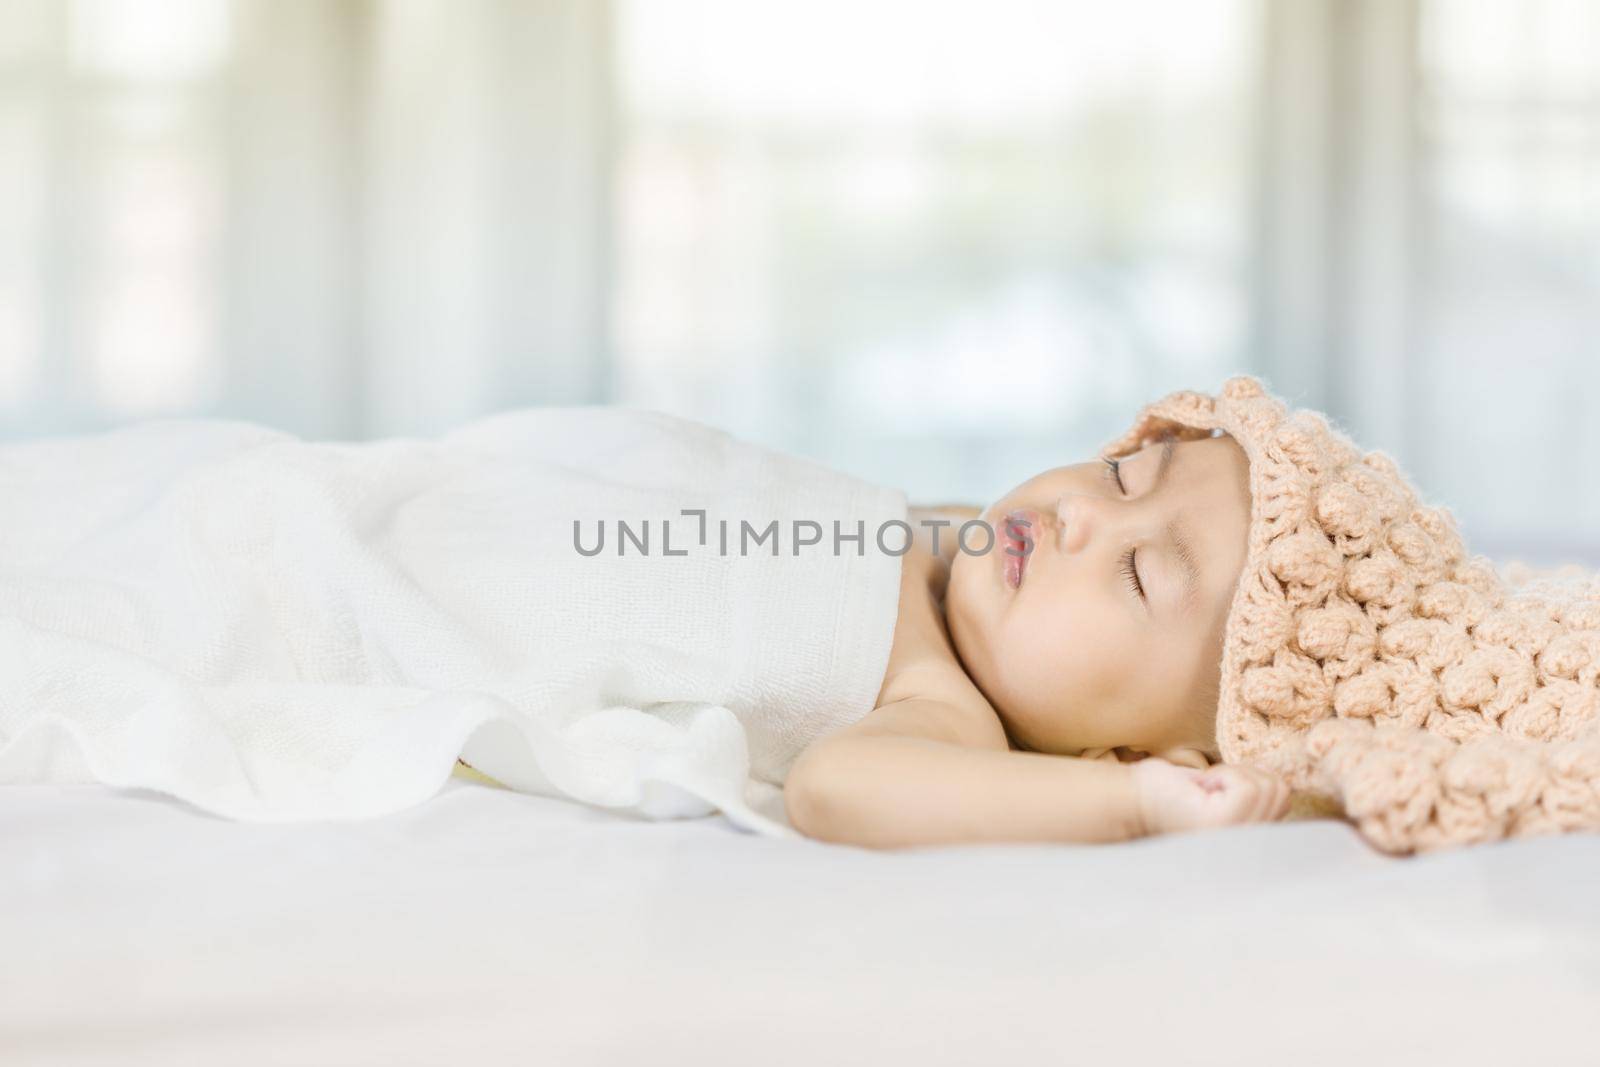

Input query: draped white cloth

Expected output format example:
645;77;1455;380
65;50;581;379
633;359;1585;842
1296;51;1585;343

0;407;906;831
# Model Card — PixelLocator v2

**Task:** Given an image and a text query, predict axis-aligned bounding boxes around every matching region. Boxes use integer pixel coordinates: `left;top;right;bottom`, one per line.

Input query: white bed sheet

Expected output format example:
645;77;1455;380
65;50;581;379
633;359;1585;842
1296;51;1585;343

3;782;1597;1067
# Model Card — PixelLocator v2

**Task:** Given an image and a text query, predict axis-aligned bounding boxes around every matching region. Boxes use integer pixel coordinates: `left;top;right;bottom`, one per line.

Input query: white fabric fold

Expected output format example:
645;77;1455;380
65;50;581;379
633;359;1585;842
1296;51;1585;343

0;408;906;832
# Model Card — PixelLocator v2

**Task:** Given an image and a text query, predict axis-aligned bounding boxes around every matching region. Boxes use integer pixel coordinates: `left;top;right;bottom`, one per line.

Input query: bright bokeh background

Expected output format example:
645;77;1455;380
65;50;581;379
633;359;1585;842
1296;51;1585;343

0;0;1597;561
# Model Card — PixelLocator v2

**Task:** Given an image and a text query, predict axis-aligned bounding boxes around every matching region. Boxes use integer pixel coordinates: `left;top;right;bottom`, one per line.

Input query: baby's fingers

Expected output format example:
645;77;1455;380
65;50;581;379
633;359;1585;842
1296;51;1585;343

1200;766;1286;826
1189;767;1252;825
1268;775;1292;820
1240;767;1291;822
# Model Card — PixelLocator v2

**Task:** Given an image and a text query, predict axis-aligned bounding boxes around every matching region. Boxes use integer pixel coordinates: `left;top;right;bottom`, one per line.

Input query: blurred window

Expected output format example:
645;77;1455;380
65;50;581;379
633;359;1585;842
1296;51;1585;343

2;1;1597;564
1414;0;1600;557
613;0;1256;503
0;0;228;427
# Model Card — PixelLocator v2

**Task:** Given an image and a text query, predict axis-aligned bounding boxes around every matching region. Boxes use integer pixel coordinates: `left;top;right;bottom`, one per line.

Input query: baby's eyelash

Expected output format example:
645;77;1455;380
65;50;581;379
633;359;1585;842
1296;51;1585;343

1120;546;1145;600
1101;456;1125;493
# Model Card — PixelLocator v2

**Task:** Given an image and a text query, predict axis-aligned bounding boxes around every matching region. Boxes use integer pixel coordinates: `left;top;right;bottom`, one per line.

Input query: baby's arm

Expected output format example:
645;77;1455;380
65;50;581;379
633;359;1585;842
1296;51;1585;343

785;692;1288;847
785;694;1142;846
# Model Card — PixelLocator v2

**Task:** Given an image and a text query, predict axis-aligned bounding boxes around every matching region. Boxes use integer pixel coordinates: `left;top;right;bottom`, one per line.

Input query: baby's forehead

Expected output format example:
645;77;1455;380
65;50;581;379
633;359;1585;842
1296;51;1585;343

1175;432;1250;491
1172;435;1252;583
1171;428;1237;456
1121;430;1246;489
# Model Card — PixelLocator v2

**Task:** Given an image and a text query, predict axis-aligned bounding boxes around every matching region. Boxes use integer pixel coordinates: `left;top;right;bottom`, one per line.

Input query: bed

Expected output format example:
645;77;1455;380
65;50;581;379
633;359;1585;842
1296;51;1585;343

3;781;1596;1066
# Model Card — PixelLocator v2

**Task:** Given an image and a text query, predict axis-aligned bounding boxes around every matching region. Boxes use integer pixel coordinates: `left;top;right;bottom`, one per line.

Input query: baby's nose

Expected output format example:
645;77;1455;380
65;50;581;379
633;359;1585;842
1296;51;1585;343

1055;493;1100;554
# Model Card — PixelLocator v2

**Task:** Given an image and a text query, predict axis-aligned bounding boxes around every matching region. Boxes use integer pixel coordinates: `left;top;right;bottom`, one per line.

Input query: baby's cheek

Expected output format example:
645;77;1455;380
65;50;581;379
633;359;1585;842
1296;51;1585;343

1004;606;1093;695
1050;612;1144;710
994;613;1119;751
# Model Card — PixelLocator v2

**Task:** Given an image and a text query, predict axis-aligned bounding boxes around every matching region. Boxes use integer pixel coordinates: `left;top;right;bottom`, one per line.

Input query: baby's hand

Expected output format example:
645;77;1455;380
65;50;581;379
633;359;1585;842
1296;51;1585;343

1133;758;1290;837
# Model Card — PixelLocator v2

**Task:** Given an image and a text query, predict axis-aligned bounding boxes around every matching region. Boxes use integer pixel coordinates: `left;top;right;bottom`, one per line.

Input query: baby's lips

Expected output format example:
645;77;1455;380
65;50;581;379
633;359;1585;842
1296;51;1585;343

1002;508;1040;552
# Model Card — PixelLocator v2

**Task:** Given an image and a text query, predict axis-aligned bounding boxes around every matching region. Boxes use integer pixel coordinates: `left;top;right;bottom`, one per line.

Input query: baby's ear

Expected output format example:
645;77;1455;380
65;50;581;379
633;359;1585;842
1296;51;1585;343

1151;746;1211;771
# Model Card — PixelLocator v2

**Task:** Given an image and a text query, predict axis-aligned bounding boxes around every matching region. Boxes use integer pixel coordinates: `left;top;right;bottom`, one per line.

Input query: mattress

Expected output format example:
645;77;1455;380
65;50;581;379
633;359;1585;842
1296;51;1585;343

3;781;1596;1066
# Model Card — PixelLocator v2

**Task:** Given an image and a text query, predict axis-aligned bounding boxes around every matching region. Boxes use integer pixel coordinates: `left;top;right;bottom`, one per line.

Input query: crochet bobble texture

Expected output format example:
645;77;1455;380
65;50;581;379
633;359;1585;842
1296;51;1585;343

1102;376;1600;854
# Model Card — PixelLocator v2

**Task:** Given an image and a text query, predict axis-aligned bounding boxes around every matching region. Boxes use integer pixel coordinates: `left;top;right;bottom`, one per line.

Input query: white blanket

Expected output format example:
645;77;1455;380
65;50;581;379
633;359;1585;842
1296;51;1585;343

8;782;1599;1067
0;408;906;832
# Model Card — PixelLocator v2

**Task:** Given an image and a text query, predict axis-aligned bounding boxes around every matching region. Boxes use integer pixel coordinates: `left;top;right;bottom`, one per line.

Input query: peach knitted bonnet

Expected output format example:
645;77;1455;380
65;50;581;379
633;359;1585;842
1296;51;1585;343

1102;375;1600;853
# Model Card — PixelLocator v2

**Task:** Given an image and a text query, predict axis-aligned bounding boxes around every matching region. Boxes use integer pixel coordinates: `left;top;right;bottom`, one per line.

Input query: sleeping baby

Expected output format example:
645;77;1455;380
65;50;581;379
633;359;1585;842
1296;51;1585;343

784;425;1292;847
5;375;1598;852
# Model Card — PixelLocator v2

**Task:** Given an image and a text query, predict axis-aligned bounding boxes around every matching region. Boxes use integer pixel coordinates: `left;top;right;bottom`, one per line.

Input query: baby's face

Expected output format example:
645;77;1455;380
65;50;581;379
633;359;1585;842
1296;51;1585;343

946;432;1250;765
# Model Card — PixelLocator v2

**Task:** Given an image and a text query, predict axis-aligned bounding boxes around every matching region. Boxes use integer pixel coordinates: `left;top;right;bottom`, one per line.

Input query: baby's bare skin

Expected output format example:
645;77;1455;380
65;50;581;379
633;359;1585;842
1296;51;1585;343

785;447;1291;848
875;506;1004;746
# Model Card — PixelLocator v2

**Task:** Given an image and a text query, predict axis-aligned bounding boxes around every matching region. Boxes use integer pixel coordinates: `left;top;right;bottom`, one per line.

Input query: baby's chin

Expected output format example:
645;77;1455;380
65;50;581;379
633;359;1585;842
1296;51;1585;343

942;565;1004;694
942;555;989;665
